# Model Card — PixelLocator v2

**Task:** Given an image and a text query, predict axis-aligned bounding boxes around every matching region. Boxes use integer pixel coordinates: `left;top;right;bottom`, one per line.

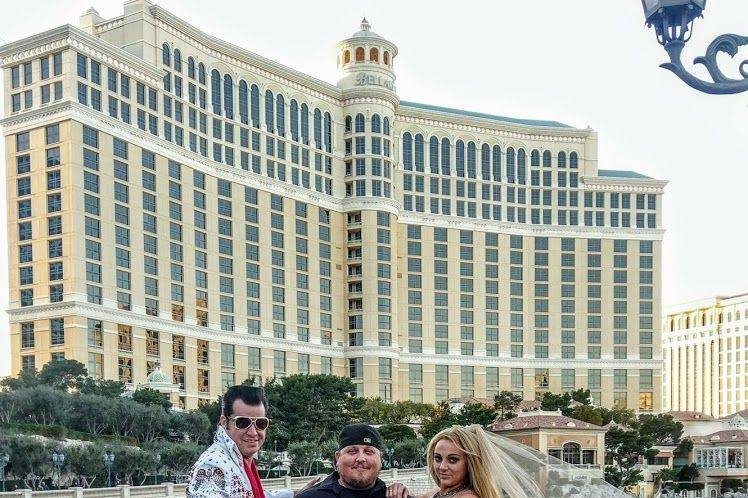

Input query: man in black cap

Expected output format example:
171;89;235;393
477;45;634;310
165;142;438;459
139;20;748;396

297;424;387;498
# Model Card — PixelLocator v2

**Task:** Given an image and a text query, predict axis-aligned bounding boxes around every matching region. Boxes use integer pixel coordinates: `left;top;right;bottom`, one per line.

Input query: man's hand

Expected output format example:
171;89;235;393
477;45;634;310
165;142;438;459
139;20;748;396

386;482;411;498
293;476;323;496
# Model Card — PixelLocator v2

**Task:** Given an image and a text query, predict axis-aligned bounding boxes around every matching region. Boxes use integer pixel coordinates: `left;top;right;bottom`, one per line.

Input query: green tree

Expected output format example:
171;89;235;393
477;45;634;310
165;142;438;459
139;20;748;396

456;402;496;426
419;401;457;440
68;394;114;435
0;368;39;391
378;424;417;442
639;414;684;445
0;391;20;423
392;438;426;467
287;441;323;476
131;388;172;411
571;404;604;427
609;408;638;428
356;399;435;425
264;374;360;448
75;377;126;398
37;359;87;390
14;386;70;426
197;399;222;428
677;463;699;483
494;391;522;421
66;443;106;488
169;410;212;445
570;388;592;405
604;427;657;488
540;392;573;415
160;442;205;476
1;434;53;490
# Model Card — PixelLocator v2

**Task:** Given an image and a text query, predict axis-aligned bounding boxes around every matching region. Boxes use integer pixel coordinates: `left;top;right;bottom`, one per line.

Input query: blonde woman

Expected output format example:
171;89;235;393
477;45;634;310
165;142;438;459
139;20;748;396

387;425;631;498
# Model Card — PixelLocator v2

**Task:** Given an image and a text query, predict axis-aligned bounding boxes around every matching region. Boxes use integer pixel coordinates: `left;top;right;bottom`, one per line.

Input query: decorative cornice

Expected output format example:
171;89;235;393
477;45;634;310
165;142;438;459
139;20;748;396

2;102;664;240
149;7;342;105
395;113;590;144
583;176;668;193
0;24;160;85
7;301;347;358
398;211;666;241
6;301;664;370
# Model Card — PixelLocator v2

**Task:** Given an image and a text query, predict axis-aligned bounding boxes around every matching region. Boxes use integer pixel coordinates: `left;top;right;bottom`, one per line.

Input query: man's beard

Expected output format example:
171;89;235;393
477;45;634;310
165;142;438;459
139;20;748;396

341;469;377;489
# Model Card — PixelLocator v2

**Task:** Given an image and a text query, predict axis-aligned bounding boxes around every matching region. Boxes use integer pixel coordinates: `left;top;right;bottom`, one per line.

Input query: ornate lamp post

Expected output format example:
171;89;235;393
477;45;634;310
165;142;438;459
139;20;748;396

153;453;161;485
0;453;9;492
384;448;394;469
51;451;65;489
103;450;115;488
642;0;748;93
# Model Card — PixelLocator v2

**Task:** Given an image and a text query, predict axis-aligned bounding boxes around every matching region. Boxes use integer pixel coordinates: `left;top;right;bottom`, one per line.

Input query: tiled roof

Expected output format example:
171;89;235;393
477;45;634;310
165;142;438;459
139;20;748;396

517;400;542;411
400;101;572;129
666;411;715;421
692;430;748;444
490;413;605;432
597;169;652;179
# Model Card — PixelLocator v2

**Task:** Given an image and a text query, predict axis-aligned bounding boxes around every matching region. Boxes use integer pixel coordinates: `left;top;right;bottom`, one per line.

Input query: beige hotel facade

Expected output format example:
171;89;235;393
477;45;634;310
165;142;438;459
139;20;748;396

2;1;666;410
663;293;748;418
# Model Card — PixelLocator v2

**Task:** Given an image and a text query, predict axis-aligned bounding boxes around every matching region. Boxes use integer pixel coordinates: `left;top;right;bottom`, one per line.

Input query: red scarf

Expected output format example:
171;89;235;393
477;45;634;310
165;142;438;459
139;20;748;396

243;458;266;498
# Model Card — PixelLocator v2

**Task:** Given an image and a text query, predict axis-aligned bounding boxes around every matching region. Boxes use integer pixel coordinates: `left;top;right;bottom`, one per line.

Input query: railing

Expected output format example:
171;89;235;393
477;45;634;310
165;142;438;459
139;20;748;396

0;469;432;497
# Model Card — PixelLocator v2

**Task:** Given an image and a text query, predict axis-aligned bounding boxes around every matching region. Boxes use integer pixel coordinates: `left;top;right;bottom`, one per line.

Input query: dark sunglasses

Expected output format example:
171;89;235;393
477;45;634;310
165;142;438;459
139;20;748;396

229;416;270;431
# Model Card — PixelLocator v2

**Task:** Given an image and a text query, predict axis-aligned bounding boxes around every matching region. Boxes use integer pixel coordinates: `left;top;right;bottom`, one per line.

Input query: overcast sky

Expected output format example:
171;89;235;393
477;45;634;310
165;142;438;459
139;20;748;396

1;1;747;377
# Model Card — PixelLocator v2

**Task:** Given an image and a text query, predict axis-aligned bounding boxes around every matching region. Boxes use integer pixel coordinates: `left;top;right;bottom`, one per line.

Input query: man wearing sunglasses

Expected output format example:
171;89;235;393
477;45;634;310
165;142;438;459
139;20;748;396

188;385;316;498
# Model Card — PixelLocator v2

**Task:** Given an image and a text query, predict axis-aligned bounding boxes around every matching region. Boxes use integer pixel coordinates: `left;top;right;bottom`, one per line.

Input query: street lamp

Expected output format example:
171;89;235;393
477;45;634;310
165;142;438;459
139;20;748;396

384;448;394;470
51;451;65;489
0;453;9;492
641;0;748;94
153;453;161;485
103;450;115;488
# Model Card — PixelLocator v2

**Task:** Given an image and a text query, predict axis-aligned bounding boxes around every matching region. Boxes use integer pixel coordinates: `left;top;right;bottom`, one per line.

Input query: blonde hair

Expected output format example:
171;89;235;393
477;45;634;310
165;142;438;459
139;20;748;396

427;425;538;498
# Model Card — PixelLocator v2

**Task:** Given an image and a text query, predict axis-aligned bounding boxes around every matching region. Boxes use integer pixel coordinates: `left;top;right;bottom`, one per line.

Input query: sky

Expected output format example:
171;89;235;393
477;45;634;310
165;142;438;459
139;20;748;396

1;0;747;377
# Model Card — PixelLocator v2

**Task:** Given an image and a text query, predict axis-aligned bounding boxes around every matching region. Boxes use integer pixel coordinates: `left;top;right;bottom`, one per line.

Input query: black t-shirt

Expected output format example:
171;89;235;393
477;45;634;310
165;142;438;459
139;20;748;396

296;472;387;498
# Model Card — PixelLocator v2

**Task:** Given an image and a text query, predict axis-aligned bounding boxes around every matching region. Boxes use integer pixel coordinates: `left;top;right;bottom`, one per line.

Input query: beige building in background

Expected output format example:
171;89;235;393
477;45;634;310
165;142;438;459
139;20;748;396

663;293;748;418
2;1;666;410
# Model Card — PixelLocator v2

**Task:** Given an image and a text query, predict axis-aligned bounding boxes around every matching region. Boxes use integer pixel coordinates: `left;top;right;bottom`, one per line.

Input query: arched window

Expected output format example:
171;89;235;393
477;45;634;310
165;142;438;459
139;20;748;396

290;100;299;141
543;150;552;167
562;442;581;465
370;47;379;62
264;89;274;132
414;134;424;172
570;151;579;169
188;57;196;79
223;74;233;119
371;114;381;133
355;113;365;133
402;132;413;170
558;151;567;168
162;43;170;66
383;117;390;135
238;80;249;125
441;138;451;176
701;314;706;327
324;112;332;153
343;50;351;64
686;316;691;328
481;144;491;180
210;69;221;115
492;145;501;181
345;116;352;133
530;149;540;167
517;148;527;184
506;147;516;183
355;47;365;61
429;137;439;174
455;140;465;177
198;63;206;85
383;51;390;65
300;103;309;144
276;94;285;136
313;108;322;149
250;84;260;128
173;49;182;72
467;141;476;179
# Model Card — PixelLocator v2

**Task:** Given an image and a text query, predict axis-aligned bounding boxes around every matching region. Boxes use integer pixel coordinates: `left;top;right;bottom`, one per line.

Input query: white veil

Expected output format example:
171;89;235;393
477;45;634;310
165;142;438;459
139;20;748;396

448;425;634;498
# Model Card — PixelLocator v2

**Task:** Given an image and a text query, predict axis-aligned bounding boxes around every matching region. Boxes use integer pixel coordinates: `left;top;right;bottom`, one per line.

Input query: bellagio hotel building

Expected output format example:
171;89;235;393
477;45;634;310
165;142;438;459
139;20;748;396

2;1;666;411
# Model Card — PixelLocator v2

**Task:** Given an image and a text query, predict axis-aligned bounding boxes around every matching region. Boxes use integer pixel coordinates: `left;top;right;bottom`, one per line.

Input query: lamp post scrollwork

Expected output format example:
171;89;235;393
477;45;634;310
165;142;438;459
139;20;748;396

642;0;748;94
